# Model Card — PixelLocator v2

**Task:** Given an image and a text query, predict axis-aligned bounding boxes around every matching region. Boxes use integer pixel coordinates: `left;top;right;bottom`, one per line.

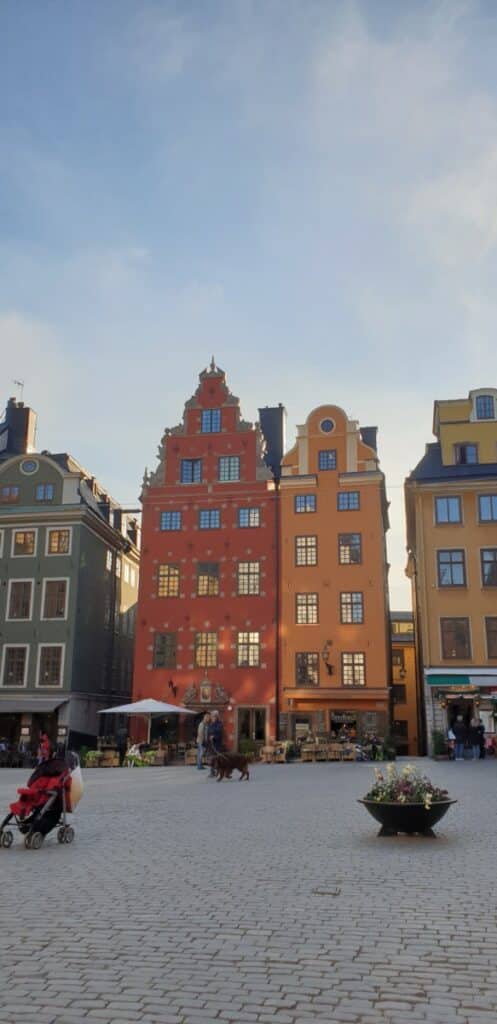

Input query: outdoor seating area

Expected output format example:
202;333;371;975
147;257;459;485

0;745;34;769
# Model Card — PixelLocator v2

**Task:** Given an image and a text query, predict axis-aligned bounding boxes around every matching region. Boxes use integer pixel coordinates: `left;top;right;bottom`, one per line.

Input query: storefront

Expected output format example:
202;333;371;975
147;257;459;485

425;670;497;752
280;690;389;742
0;697;68;755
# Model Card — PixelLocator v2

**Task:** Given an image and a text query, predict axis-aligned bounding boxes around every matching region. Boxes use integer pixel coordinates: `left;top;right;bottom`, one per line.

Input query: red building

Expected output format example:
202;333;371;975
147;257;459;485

133;361;280;750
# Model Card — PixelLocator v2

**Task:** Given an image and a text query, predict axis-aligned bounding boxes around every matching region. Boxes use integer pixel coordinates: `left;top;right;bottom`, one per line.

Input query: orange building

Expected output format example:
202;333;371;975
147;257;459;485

133;362;281;750
279;406;391;741
391;612;419;756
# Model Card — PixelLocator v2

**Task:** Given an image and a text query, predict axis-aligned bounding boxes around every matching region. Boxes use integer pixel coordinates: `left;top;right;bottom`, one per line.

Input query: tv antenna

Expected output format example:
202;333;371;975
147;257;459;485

13;379;24;402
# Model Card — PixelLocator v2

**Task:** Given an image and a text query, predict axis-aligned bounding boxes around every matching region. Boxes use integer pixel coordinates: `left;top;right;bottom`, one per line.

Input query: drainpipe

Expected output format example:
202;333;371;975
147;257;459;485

274;478;281;740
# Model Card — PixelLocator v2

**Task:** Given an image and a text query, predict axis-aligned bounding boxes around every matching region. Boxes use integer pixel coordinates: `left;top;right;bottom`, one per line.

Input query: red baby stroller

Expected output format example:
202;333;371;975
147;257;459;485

0;752;83;850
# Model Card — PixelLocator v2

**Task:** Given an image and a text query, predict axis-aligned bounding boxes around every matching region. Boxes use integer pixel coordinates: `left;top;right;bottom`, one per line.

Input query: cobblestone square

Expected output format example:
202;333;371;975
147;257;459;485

1;759;496;1024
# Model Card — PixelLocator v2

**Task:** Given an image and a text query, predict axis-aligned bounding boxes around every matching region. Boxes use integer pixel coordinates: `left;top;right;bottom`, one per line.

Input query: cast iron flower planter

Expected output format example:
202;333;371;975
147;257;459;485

358;798;456;837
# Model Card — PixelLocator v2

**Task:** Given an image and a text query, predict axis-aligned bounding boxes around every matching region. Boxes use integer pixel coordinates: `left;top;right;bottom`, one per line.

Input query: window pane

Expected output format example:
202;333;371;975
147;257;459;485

342;652;365;686
295;652;319;686
296;594;318;624
218;456;240;482
180;459;202;483
237;631;260;667
2;647;27;686
14;531;35;555
340;592;363;624
0;486;19;504
481;549;497;587
8;582;32;619
441;618;471;658
153;632;177;668
160;511;182;531
337;491;360;511
38;646;63;686
435;496;461;523
476;395;495;420
199;509;220;529
43;580;67;618
48;529;70;554
201;409;221;432
195;632;217;667
238;507;260;527
455;444;478;465
158;564;180;597
479;495;497;522
338;534;361;564
295;494;316;513
486;618;497;658
295;536;317;566
318;450;337;470
237;561;260;595
35;483;55;501
197;563;220;596
437;550;465;586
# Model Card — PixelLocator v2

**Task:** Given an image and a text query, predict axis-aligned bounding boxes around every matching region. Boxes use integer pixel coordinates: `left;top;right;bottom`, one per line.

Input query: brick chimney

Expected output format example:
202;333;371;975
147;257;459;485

0;398;37;455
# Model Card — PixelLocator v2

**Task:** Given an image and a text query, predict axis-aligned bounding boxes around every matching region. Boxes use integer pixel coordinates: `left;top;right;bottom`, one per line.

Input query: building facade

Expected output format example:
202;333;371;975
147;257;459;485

134;363;282;750
405;388;497;753
0;398;139;749
390;611;419;756
278;405;391;742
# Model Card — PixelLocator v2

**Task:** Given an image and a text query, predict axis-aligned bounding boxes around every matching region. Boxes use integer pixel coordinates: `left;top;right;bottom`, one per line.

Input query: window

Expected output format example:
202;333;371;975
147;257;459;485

0;531;3;557
160;511;182;531
437;549;466;587
441;618;471;659
340;592;364;624
476;394;495;420
180;458;202;483
454;444;478;465
295;652;319;686
296;593;319;624
123;562;130;584
320;418;334;433
392;650;405;668
199;509;220;529
35;483;55;502
0;486;19;504
42;580;68;619
486;617;497;658
47;529;71;555
435;496;461;524
237;561;260;595
481;549;497;587
238;507;260;527
295;494;316;513
201;409;221;432
158;564;180;597
12;530;36;556
106;550;113;572
237;631;260;667
318;449;337;470
115;558;121;579
218;456;240;482
339;533;361;564
337;491;360;511
393;720;408;738
1;646;28;687
195;632;217;668
392;684;407;703
295;535;317;566
197;562;220;596
153;632;177;668
7;581;33;620
38;645;64;686
479;495;497;522
130;568;137;589
342;652;366;686
392;620;414;635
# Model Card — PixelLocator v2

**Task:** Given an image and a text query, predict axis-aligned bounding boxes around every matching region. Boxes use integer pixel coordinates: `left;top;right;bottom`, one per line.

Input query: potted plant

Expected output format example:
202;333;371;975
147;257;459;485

432;729;449;760
358;763;456;837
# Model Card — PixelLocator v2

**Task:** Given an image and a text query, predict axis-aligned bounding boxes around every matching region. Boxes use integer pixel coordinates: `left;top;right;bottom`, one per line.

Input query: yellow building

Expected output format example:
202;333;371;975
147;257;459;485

390;612;419;756
405;388;497;753
279;405;391;742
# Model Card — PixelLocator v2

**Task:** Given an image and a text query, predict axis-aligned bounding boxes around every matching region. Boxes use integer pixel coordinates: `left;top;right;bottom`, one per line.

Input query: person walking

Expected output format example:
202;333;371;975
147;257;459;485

452;716;466;761
469;717;481;760
207;710;223;778
196;712;211;771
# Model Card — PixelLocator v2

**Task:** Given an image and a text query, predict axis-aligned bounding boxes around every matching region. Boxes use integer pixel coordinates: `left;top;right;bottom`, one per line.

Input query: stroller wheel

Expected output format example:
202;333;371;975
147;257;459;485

24;834;32;849
64;826;75;844
57;826;66;844
1;830;14;848
30;832;44;850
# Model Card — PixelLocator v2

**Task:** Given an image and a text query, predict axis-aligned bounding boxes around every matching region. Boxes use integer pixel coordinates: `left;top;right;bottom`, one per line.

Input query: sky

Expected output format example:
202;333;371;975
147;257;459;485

1;0;497;609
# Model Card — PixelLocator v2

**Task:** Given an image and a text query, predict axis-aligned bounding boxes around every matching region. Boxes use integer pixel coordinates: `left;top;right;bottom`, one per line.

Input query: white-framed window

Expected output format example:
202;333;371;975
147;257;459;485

106;549;113;572
237;631;260;667
1;644;29;687
115;557;121;578
46;527;72;556
130;567;137;588
6;579;34;621
218;456;240;482
0;530;3;557
41;578;69;620
36;644;65;687
237;561;260;595
11;528;38;557
238;507;260;527
35;483;55;502
123;562;130;584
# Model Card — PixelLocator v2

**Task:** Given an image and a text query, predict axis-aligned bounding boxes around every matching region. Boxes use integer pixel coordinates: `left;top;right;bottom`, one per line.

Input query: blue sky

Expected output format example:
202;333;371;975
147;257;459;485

2;0;497;607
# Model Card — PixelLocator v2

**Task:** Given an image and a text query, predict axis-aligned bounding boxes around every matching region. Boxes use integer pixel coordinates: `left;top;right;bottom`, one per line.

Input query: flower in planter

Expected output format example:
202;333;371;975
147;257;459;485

363;763;450;805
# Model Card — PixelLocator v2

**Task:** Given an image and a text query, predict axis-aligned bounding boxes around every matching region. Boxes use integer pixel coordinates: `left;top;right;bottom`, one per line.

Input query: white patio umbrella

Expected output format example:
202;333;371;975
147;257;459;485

99;698;196;743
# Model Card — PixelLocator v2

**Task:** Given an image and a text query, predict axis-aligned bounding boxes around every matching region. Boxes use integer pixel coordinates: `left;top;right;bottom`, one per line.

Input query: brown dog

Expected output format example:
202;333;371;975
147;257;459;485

213;752;250;781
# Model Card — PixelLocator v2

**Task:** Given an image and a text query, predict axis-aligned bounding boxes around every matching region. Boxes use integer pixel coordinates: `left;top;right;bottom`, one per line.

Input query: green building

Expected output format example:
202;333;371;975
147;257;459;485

0;397;139;750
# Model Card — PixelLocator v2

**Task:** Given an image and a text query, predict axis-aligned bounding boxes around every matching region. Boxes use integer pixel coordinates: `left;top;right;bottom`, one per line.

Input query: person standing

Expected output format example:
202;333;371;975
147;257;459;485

478;718;486;760
469;717;481;760
452;715;466;761
207;710;223;777
38;731;52;763
196;712;211;771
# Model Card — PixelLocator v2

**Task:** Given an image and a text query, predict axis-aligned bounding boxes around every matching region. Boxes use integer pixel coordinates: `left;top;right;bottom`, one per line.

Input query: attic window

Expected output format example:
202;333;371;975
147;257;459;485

475;395;495;420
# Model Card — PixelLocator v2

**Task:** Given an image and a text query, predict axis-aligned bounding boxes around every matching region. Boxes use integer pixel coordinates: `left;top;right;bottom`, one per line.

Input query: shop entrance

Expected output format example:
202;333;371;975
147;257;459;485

448;699;474;729
237;708;266;747
330;712;357;740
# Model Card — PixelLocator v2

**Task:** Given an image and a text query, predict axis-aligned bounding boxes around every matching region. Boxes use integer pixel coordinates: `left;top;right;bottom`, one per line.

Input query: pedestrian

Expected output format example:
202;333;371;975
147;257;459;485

38;731;52;763
452;715;466;761
207;710;223;777
468;717;481;760
196;712;211;771
447;725;456;759
478;718;486;760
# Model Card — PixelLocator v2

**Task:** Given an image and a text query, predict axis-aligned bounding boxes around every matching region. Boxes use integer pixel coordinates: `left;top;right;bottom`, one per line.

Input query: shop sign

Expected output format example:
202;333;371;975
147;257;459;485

331;712;355;724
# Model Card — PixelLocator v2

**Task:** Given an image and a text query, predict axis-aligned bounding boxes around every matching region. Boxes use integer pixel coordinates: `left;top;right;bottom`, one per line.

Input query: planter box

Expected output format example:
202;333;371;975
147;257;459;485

358;799;456;837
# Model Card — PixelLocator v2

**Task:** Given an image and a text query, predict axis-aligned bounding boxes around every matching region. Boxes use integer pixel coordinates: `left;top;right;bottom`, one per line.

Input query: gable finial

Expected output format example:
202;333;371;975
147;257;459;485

210;355;216;371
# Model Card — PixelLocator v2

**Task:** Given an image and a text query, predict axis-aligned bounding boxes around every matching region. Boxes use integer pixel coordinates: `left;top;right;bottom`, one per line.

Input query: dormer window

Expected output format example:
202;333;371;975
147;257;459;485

475;394;495;420
454;444;478;466
201;409;221;433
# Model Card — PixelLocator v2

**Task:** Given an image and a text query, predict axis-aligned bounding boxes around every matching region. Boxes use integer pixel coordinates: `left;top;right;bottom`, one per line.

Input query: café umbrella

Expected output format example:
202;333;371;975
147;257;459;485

98;698;196;744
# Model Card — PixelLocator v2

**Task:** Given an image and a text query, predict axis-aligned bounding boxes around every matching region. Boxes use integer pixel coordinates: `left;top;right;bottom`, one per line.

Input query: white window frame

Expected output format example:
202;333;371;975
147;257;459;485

0;530;3;557
36;643;66;688
0;643;30;688
6;578;35;622
45;525;73;557
123;562;130;584
40;577;70;621
11;527;38;558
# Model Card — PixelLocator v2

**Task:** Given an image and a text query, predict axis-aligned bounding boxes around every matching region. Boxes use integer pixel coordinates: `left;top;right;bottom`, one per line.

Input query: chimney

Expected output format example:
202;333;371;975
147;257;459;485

1;397;37;455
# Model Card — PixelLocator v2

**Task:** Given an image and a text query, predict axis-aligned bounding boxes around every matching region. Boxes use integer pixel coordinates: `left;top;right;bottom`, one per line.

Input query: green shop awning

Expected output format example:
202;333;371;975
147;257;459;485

426;675;471;686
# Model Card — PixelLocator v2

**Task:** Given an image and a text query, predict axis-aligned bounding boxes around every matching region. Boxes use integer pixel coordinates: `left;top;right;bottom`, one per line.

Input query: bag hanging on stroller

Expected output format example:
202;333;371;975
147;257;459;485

0;751;83;851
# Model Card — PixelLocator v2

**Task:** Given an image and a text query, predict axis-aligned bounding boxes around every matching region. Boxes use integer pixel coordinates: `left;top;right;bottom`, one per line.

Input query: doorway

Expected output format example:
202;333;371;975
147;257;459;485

237;707;266;748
